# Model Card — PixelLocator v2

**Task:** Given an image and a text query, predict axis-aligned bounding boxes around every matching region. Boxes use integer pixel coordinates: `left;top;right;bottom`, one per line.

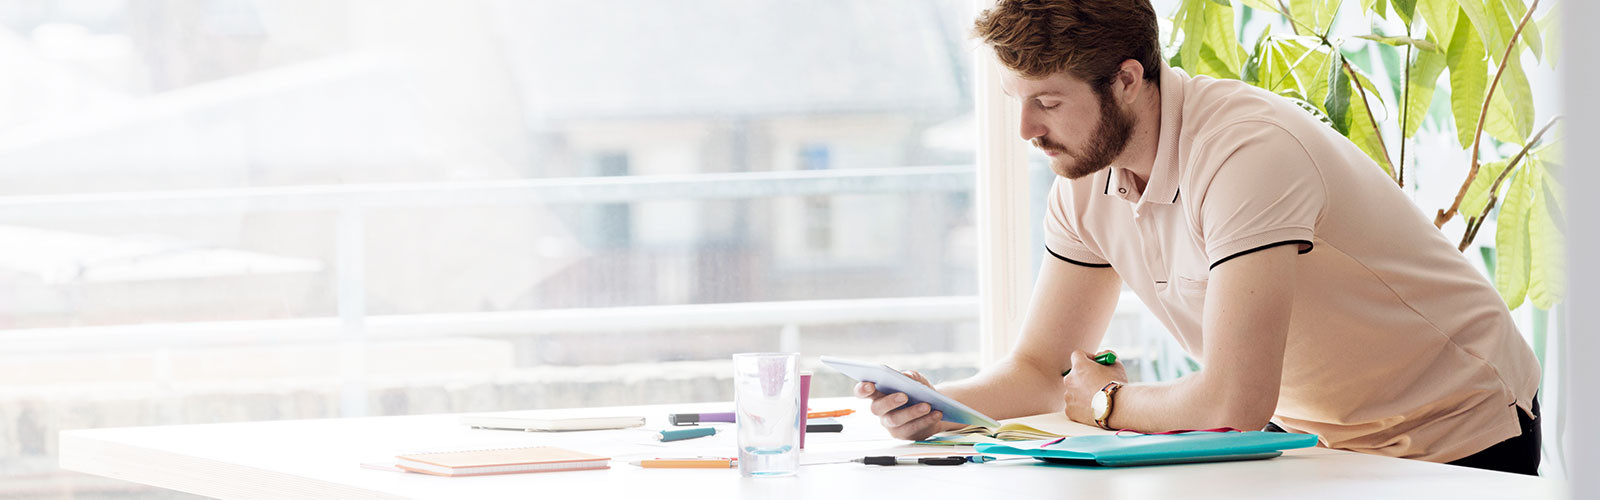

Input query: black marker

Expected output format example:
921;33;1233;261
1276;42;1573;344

854;456;970;466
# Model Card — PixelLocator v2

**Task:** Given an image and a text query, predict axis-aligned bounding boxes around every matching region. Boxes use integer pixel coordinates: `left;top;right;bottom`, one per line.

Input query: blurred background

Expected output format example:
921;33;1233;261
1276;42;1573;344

0;0;1563;498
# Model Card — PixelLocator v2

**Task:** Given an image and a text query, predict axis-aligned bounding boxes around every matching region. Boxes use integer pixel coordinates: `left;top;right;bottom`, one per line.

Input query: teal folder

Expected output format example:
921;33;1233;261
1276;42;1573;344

973;431;1319;467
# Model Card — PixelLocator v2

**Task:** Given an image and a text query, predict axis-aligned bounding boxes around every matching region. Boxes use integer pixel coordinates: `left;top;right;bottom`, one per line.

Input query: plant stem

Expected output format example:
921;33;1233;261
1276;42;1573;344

1344;58;1397;176
1435;0;1542;228
1456;116;1561;251
1276;1;1304;36
1398;27;1412;188
1460;216;1483;252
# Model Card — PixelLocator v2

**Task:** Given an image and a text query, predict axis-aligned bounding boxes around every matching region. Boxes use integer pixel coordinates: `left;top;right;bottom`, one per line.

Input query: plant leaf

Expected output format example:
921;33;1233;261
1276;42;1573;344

1202;1;1246;75
1288;0;1340;36
1236;0;1282;13
1531;139;1563;185
1483;0;1514;61
1446;13;1487;149
1531;141;1566;248
1261;39;1297;92
1405;42;1448;138
1458;0;1506;64
1391;0;1419;25
1324;51;1353;135
1346;62;1387;114
1484;49;1534;144
1460;157;1511;217
1356;34;1442;52
1176;0;1244;80
1537;3;1559;68
1198;45;1242;80
1528;165;1565;309
1170;0;1190;45
1243;25;1273;85
1283;91;1335;126
1416;0;1459;47
1275;39;1333;103
1347;90;1394;177
1499;0;1542;62
1179;0;1207;78
1494;166;1534;309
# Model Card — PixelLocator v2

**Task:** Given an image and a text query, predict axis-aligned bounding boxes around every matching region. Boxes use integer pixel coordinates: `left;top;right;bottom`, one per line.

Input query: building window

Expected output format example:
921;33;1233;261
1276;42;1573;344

801;144;832;253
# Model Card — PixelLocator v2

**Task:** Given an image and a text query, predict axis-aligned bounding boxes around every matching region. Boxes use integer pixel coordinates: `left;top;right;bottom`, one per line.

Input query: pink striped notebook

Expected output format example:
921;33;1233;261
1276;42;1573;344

395;446;609;477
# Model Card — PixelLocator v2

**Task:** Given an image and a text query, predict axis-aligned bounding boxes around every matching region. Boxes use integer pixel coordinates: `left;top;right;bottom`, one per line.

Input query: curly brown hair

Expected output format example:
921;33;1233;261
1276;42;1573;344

972;0;1161;87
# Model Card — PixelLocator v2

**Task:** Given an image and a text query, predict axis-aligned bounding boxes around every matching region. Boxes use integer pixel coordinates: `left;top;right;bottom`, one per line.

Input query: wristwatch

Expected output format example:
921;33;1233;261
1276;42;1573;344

1091;381;1122;430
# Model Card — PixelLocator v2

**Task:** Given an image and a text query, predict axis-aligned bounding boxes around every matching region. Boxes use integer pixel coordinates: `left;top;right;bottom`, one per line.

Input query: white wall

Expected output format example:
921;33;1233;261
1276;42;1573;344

1561;1;1597;497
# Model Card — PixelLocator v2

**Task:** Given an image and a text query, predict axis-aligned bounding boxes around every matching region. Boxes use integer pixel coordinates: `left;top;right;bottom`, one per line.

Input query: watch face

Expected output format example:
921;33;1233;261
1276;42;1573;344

1091;390;1109;418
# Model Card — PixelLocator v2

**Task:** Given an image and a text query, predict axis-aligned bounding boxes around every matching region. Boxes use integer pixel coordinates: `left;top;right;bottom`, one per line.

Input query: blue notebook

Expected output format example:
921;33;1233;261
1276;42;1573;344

973;431;1319;467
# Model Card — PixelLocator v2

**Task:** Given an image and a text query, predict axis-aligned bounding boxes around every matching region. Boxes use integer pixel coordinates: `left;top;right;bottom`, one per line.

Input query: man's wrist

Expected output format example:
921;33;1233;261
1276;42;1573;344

1092;381;1122;430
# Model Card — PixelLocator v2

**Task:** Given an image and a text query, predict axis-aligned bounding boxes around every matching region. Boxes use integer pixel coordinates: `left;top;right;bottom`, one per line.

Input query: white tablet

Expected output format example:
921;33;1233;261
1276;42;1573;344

820;355;1001;428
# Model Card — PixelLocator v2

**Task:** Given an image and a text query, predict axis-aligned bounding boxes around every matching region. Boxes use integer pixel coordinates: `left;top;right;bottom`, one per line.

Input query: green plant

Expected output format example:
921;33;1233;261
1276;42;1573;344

1167;0;1564;311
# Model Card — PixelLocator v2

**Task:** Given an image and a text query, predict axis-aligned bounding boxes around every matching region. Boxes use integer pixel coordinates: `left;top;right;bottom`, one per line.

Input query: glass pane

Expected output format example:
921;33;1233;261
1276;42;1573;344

0;0;976;496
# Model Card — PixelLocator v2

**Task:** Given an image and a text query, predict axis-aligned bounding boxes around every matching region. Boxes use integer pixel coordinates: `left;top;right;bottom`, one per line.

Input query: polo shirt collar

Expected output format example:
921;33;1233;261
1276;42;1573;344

1100;63;1186;206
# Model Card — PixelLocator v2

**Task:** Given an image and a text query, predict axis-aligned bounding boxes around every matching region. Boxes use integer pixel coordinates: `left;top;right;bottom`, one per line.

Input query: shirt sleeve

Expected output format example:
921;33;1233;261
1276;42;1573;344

1043;177;1111;268
1193;122;1325;269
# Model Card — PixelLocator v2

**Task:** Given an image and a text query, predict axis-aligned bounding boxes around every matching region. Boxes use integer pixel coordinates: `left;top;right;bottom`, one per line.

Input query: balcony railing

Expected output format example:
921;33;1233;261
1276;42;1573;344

0;166;972;414
0;165;1165;414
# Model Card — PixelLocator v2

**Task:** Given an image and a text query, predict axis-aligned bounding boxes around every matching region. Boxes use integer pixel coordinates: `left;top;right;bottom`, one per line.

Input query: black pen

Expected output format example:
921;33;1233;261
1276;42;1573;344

853;456;970;466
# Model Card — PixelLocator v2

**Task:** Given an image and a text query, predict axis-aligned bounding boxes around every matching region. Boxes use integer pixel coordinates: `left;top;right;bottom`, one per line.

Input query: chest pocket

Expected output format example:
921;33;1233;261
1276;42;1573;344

1174;273;1208;299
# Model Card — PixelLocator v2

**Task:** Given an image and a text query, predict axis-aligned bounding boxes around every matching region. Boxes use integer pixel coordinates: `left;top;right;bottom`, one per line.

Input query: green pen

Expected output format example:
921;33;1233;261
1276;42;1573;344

1061;352;1117;376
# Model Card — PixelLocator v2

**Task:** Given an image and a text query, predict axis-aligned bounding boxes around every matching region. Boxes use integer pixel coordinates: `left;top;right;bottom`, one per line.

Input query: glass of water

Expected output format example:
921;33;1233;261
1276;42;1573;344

733;352;801;477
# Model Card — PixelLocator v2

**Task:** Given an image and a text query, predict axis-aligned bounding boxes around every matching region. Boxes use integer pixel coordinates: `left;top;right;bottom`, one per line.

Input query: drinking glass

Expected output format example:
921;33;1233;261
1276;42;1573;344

733;352;801;477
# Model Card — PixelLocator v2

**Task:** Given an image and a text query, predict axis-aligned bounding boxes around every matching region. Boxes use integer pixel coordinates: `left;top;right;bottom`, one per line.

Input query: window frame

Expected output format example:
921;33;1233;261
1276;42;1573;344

972;28;1036;367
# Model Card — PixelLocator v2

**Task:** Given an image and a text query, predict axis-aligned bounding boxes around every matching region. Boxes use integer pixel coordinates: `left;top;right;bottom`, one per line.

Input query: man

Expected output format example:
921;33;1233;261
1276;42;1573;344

855;0;1542;475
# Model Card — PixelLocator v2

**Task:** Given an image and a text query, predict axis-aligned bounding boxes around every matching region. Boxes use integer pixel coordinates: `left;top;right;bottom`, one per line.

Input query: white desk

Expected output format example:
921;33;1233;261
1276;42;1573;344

60;397;1558;499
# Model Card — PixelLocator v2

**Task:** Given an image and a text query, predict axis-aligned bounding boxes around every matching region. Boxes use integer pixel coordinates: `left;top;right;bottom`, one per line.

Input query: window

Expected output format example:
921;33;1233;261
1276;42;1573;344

0;1;977;496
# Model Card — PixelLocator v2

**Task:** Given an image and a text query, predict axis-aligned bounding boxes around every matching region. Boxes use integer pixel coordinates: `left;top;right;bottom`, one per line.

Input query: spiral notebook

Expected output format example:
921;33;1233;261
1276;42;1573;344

394;446;610;477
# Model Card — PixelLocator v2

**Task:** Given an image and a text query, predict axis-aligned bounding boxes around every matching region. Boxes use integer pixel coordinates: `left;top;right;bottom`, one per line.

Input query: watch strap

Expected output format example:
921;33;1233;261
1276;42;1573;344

1094;381;1121;430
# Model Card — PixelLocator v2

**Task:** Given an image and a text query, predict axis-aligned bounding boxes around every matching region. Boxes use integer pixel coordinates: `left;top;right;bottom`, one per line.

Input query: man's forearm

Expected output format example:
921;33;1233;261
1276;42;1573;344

1081;246;1294;432
1104;372;1277;432
934;354;1069;421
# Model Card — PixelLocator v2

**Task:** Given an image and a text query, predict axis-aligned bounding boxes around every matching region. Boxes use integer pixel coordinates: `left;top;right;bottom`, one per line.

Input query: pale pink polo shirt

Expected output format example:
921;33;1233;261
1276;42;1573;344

1044;64;1540;462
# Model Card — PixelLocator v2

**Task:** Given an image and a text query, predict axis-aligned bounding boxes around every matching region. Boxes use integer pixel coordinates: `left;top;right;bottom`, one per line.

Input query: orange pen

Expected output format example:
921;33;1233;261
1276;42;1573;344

807;409;855;419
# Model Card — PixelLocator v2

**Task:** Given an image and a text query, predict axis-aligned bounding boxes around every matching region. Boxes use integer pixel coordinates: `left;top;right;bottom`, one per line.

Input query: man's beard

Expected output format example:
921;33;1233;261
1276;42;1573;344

1033;86;1135;180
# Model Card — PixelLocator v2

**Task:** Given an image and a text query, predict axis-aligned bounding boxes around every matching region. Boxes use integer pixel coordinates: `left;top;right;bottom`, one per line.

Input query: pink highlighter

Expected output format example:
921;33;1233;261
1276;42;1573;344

799;371;812;449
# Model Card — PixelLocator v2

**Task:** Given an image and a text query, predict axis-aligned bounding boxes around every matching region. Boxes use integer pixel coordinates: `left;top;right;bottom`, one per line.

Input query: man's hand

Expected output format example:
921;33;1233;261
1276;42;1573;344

1060;350;1128;426
852;370;963;441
